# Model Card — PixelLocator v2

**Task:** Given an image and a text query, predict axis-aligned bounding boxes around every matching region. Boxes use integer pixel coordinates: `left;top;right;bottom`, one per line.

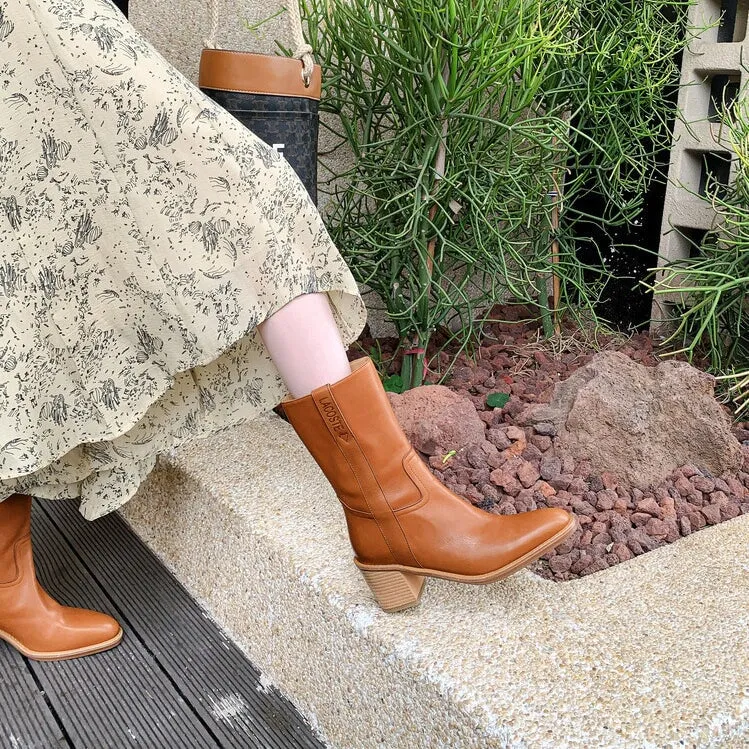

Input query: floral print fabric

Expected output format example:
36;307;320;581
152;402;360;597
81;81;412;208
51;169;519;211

0;0;367;519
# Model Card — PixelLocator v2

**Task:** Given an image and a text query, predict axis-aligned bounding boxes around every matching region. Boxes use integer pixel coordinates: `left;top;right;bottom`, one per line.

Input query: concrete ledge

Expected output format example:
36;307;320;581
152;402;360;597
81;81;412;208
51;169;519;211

121;413;749;748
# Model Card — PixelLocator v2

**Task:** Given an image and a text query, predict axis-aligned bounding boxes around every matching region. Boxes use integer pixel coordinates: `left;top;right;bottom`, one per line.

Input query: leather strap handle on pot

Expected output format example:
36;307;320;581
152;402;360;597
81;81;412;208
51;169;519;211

203;0;316;88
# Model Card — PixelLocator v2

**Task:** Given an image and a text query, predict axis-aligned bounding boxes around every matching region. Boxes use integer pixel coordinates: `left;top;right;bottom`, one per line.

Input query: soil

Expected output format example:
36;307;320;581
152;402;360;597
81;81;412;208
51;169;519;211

346;303;749;582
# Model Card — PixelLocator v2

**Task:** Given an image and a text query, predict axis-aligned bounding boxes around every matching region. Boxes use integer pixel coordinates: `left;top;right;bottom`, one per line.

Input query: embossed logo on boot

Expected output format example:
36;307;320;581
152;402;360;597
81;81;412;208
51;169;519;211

319;397;351;442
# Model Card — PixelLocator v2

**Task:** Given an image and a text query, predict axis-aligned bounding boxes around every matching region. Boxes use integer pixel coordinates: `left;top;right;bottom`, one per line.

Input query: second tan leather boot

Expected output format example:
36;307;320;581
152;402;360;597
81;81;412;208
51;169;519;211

0;495;123;660
281;356;577;612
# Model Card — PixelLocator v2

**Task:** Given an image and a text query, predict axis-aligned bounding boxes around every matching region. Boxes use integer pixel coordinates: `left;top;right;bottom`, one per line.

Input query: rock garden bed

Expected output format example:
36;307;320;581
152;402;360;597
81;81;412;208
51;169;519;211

347;304;749;581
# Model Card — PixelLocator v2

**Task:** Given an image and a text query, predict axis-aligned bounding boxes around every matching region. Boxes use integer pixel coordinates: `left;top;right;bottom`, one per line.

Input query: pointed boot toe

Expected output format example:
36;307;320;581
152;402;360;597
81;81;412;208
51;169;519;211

519;507;578;549
45;607;124;661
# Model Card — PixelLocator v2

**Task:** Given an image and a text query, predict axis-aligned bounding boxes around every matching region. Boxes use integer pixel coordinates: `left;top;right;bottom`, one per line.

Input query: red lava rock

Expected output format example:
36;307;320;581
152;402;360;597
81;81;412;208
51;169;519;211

549;554;574;574
688;491;704;507
531;435;553;451
613;498;629;514
486;428;511;450
700;504;722;525
691;475;716;494
517;461;541;488
579;557;609;575
591;532;613;547
562;454;576;475
726;477;747;498
714;477;730;493
689;511;707;530
480;483;499;501
631;512;651;527
659;497;677;520
612;542;633;562
521;444;543;464
601;471;619;490
463;485;485;505
545;494;568;508
550;474;573;491
568;477;588;495
590;521;607;535
679;516;692;536
497;501;517;515
721;502;741;521
610;516;631;541
674;476;693;496
504;425;526;442
709;490;729;508
540;456;563;481
389;385;486;453
596;490;617;511
645;518;669;539
571;499;596;516
629;528;662;552
627;537;645;555
681;464;700;478
570;553;594;574
533;480;557;498
533;422;557;437
555;490;573;505
502;397;526;420
471;468;492;486
588;475;604;492
490;469;522;497
635;497;661;516
465;444;489;469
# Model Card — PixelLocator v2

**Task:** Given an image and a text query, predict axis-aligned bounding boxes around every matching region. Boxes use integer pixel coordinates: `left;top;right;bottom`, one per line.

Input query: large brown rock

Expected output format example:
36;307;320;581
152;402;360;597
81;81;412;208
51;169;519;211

523;351;743;488
387;385;485;454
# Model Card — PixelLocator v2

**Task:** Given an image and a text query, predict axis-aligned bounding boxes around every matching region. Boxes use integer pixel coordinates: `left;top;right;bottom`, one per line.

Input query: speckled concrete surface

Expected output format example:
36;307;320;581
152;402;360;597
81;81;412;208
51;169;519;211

120;413;749;749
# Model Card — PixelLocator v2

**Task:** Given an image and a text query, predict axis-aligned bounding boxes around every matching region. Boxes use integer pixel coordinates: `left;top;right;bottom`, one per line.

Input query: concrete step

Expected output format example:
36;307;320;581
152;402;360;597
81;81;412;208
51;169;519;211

121;413;749;748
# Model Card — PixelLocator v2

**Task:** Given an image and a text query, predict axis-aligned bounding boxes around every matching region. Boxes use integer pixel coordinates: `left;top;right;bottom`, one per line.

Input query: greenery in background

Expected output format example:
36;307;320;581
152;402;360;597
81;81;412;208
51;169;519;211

296;0;691;389
651;97;749;417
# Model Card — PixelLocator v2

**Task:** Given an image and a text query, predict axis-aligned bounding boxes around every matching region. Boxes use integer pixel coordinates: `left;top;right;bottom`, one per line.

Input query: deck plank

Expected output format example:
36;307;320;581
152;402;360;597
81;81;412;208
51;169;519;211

43;500;323;749
0;645;69;749
29;502;221;749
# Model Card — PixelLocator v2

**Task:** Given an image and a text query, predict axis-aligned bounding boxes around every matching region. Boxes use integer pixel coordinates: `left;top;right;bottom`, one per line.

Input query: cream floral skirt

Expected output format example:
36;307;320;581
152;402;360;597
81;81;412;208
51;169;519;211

0;0;367;519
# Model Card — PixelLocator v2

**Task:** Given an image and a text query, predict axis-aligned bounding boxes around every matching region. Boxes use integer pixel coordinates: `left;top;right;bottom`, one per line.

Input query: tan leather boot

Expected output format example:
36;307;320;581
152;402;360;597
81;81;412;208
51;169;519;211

281;356;577;612
0;495;122;660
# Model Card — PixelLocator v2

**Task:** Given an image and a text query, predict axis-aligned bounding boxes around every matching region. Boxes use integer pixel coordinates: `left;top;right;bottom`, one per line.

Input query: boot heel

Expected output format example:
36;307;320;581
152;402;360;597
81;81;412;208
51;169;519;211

359;568;425;612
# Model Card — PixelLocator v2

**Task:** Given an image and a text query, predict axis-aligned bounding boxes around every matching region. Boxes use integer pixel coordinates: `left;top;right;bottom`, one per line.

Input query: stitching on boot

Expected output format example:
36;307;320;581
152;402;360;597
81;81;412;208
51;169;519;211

393;449;431;514
0;533;29;588
311;386;399;562
311;388;423;568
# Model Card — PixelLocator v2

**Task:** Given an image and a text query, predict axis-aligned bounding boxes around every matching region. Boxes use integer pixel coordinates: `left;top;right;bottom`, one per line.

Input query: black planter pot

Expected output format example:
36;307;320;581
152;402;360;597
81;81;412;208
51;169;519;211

199;50;321;204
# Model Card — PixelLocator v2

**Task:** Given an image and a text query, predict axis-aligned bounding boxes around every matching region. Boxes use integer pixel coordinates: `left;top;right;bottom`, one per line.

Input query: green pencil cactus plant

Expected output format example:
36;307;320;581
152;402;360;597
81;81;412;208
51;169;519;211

296;0;691;389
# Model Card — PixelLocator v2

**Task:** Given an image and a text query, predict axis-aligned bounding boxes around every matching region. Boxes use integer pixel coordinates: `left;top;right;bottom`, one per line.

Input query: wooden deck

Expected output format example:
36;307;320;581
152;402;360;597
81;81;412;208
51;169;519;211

0;500;324;749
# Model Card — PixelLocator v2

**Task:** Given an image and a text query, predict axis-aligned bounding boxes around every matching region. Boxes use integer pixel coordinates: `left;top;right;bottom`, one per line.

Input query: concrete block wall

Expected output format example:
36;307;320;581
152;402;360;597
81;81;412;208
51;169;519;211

653;0;749;329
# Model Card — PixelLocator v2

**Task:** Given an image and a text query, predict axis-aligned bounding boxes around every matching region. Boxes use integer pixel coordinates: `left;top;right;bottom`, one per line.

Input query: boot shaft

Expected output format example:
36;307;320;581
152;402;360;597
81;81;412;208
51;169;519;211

0;495;32;585
281;357;417;517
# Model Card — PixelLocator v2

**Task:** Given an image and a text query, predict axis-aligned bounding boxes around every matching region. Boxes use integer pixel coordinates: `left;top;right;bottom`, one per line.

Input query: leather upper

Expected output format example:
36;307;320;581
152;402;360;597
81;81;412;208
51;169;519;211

0;495;121;655
282;357;574;576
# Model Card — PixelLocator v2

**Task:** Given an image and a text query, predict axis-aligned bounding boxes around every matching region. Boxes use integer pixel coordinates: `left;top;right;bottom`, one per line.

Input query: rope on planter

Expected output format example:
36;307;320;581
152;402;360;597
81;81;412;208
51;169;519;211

204;0;221;48
204;0;315;87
